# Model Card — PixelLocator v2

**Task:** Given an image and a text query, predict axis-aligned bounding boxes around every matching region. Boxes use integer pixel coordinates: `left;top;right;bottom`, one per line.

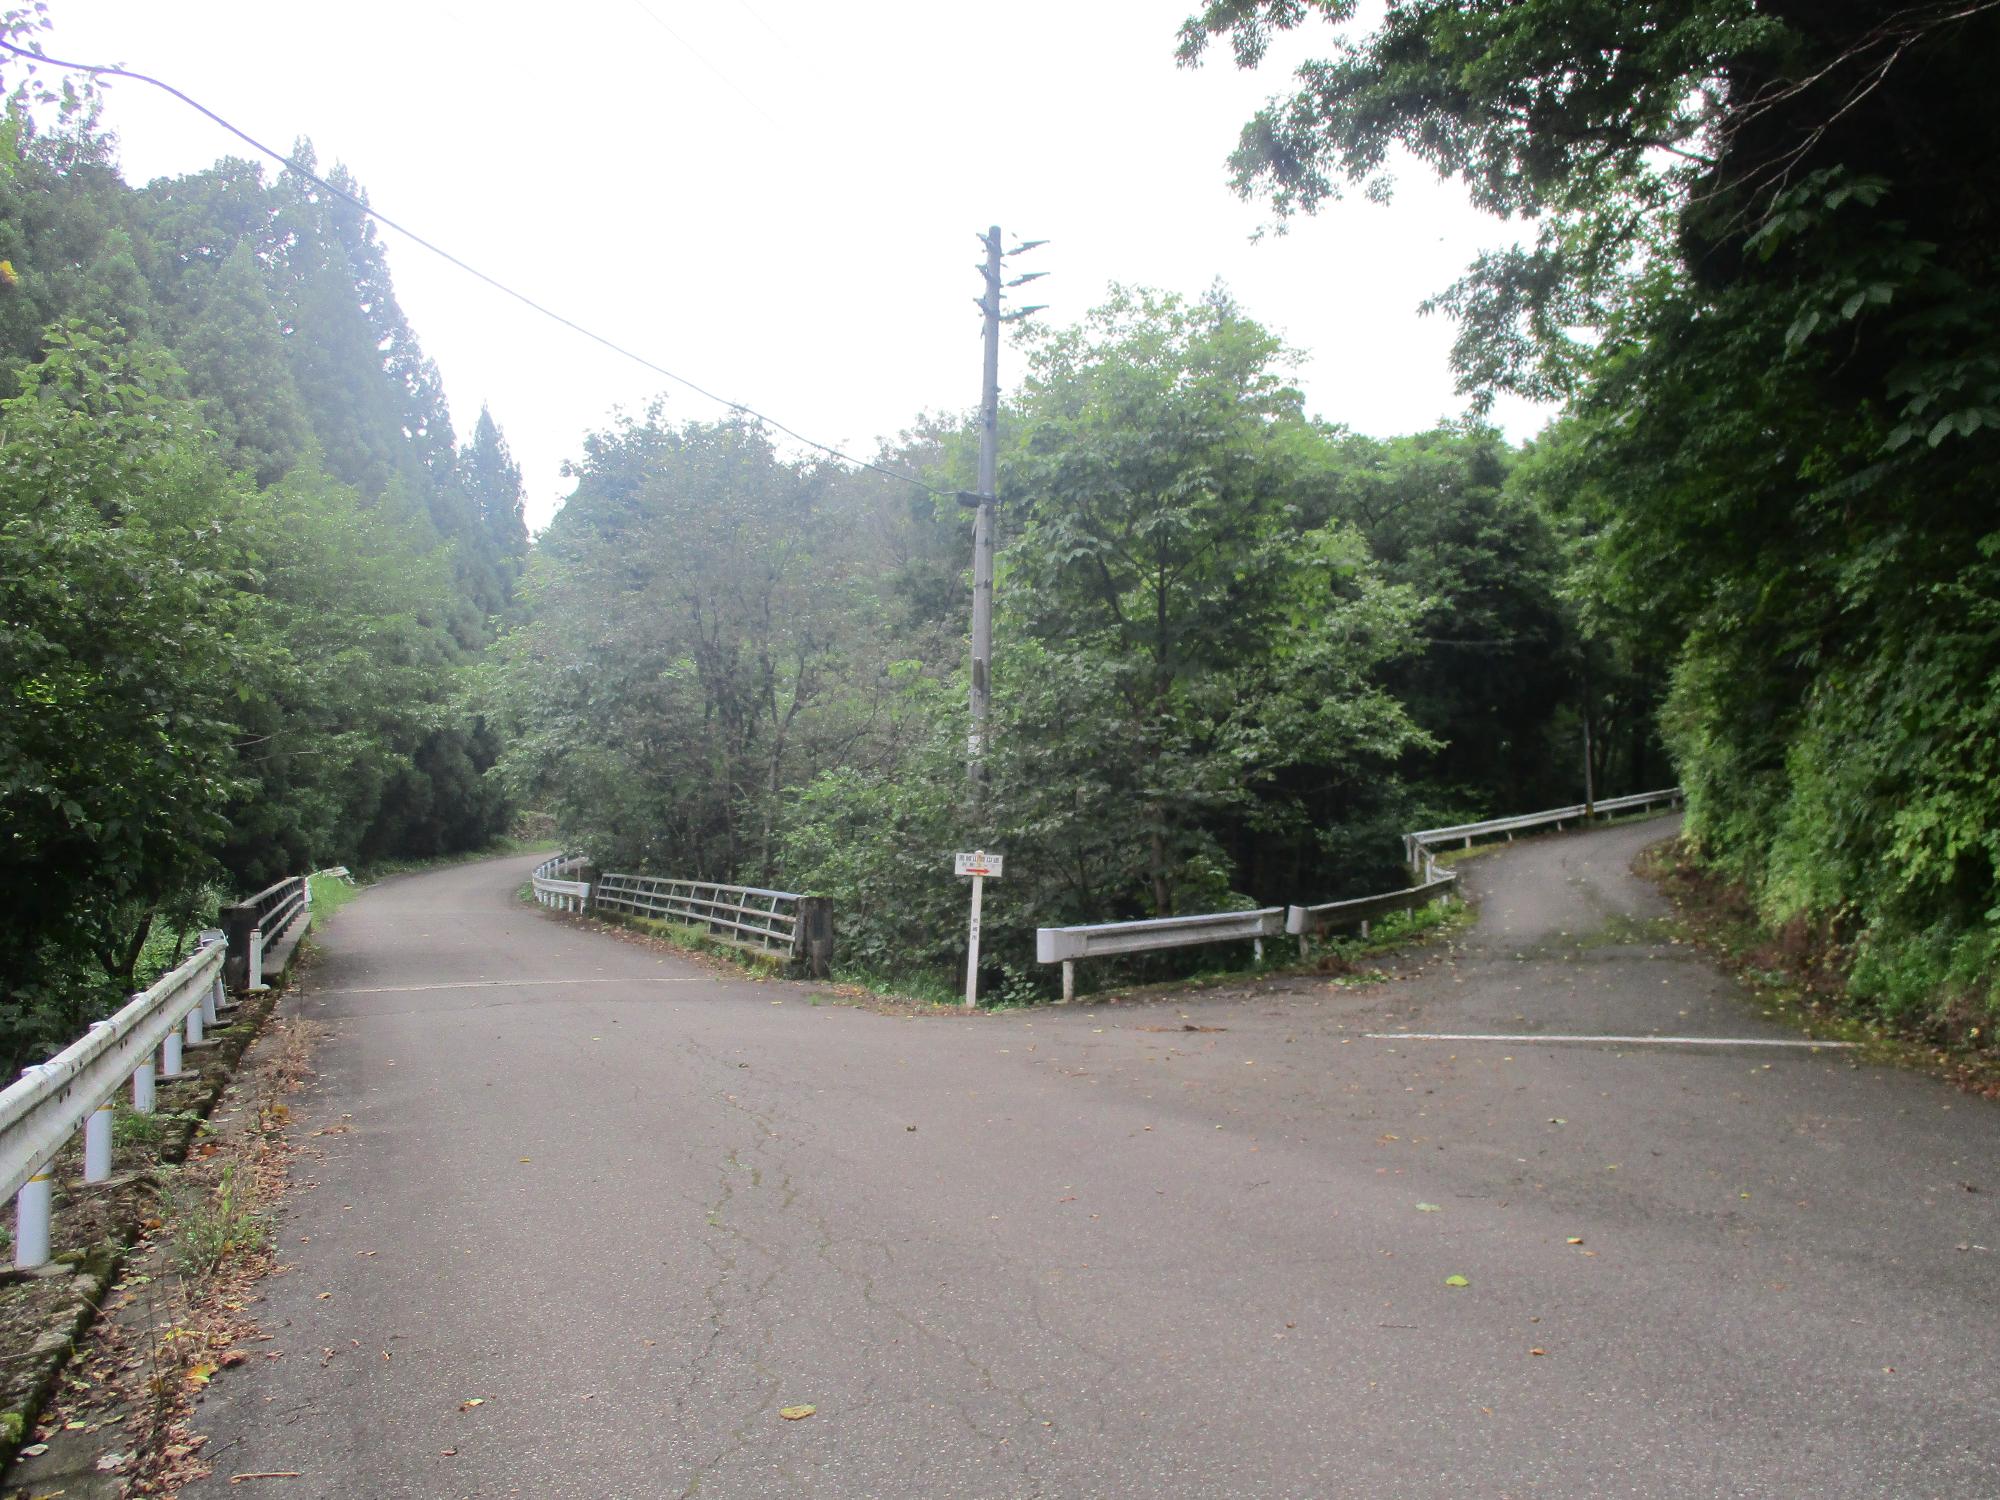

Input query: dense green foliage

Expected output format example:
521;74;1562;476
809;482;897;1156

498;288;1623;993
0;40;525;1066
1184;0;2000;1031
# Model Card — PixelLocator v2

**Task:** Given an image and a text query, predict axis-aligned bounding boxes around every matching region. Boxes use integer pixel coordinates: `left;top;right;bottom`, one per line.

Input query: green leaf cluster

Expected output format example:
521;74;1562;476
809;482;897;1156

0;58;531;1066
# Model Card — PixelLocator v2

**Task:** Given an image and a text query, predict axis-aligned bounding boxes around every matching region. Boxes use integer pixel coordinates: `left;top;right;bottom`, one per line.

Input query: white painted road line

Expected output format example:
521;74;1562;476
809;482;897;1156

323;977;709;996
1366;1032;1855;1049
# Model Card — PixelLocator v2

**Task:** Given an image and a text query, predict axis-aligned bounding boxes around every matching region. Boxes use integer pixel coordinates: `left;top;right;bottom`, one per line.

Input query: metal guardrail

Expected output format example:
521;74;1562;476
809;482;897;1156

1403;787;1682;877
3;941;227;1269
1035;788;1682;1001
593;872;803;954
531;856;833;975
1035;907;1286;1002
531;853;592;912
1285;871;1458;953
222;874;311;992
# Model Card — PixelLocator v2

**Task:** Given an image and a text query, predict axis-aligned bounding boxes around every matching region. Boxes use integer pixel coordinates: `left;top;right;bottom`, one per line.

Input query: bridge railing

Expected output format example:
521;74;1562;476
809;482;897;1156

568;871;830;977
3;940;228;1269
221;874;312;992
531;853;592;912
529;855;833;975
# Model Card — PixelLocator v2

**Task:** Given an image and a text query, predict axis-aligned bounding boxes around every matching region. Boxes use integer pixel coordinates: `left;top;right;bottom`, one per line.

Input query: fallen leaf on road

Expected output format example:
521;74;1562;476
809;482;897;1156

188;1362;219;1385
1567;1237;1584;1245
1416;1203;1441;1212
459;1398;485;1412
441;1448;458;1457
1445;1275;1470;1288
228;1473;303;1484
19;1443;47;1457
1530;1348;1547;1356
780;1404;817;1420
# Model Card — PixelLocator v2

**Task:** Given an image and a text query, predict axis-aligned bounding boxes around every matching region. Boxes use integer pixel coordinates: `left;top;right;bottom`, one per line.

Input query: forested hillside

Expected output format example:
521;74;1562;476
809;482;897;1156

29;0;1990;1052
493;287;1640;993
1;45;525;1066
1180;0;2000;1036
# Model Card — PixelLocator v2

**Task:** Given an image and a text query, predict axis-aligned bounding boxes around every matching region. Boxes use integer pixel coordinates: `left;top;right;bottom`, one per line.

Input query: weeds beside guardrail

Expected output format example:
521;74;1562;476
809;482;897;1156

1035;789;1680;1002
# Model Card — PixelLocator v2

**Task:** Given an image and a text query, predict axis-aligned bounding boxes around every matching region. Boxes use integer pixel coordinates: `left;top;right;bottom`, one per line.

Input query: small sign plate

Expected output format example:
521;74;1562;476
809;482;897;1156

954;850;1004;879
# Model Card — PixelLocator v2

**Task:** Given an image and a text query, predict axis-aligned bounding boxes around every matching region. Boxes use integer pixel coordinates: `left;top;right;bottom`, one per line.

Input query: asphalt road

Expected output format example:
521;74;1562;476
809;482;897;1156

185;819;2000;1498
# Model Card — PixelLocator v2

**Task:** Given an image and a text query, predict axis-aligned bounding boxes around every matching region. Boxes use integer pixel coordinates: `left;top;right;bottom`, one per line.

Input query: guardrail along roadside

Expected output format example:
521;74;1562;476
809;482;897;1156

3;873;314;1272
531;855;834;978
1035;788;1682;1001
528;790;1681;1005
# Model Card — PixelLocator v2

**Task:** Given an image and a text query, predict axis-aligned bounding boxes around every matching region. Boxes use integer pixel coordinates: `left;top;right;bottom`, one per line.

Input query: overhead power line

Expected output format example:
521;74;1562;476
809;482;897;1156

0;39;946;496
624;0;777;126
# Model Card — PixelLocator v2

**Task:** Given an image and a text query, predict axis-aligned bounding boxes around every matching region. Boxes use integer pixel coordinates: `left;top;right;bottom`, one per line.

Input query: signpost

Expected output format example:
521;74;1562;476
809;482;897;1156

954;851;1004;1009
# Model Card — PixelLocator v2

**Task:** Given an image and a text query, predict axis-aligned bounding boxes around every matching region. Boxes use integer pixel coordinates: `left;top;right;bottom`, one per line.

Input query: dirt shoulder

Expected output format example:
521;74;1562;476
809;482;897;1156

1;995;321;1499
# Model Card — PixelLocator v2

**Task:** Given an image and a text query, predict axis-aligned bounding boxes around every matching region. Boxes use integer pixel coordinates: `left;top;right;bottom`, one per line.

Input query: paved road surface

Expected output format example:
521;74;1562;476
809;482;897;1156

186;819;2000;1498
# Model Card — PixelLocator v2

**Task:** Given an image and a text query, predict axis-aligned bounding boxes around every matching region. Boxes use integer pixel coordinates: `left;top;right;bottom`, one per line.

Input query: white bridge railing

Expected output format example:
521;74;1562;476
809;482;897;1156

531;856;833;976
594;873;813;959
531;853;592;912
3;941;228;1269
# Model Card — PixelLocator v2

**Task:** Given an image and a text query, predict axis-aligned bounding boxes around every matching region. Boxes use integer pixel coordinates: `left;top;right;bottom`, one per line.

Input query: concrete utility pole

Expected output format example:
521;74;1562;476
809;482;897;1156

1580;660;1596;816
964;226;1046;796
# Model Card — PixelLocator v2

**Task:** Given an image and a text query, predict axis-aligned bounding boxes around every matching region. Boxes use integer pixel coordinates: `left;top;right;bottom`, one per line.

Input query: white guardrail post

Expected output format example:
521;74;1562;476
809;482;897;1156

5;940;228;1269
531;854;593;914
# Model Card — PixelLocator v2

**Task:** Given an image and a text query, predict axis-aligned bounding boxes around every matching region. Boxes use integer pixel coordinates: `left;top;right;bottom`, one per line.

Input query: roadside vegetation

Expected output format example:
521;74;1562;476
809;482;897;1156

491;295;1654;1002
8;1;1997;1043
1177;0;2000;1044
0;20;526;1072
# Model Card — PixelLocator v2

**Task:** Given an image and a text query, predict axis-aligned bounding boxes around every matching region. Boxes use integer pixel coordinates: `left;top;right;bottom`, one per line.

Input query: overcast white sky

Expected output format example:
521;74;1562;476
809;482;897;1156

40;0;1548;530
